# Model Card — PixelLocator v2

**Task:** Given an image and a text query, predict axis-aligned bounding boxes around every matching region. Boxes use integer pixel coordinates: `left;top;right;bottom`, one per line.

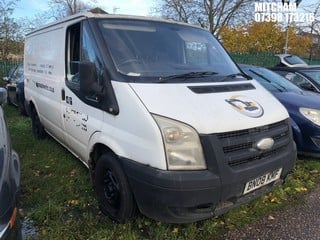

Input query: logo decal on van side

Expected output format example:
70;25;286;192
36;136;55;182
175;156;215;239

35;82;54;93
225;95;264;118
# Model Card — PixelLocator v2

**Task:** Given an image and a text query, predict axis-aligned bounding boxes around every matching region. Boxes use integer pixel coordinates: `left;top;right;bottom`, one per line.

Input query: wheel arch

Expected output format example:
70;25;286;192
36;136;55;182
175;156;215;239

88;139;126;182
26;99;37;117
89;143;114;174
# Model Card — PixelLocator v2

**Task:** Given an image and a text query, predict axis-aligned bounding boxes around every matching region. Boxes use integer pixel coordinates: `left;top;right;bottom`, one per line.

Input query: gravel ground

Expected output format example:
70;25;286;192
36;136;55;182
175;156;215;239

224;186;320;240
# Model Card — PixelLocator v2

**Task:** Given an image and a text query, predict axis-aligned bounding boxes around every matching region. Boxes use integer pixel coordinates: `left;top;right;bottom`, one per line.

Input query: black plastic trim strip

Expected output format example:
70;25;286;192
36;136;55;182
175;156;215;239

188;83;255;94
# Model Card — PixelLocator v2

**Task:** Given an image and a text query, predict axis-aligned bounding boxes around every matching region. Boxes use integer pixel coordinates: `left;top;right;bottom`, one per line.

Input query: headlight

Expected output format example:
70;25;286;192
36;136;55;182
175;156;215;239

153;115;206;170
299;107;320;126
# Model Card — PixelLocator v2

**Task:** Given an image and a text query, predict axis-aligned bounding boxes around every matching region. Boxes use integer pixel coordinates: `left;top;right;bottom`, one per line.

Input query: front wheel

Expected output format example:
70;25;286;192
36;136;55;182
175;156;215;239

94;153;136;223
31;107;46;139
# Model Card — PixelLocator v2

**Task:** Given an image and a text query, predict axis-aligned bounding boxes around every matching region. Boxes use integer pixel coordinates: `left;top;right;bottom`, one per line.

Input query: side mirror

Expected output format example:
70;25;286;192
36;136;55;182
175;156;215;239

79;62;99;97
2;77;9;82
0;88;7;105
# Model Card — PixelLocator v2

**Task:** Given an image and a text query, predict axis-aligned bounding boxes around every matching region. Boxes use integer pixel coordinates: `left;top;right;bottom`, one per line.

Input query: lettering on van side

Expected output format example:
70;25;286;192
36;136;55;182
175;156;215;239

65;108;88;132
27;62;54;75
35;82;55;93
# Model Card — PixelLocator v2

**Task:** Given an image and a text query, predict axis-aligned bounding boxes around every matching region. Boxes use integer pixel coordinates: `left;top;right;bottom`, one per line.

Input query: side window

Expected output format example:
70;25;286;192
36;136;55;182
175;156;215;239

14;65;23;78
280;71;310;88
81;21;103;85
12;66;23;82
66;21;102;89
66;23;81;84
291;74;312;88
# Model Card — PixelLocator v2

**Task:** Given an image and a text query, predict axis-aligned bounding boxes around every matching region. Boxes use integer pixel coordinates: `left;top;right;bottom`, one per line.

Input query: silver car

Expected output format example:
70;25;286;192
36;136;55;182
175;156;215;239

0;88;21;239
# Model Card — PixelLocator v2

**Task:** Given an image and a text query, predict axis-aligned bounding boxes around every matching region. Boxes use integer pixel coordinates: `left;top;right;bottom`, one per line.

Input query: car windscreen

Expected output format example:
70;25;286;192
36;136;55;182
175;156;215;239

98;19;240;82
301;70;320;85
284;55;307;65
241;66;301;93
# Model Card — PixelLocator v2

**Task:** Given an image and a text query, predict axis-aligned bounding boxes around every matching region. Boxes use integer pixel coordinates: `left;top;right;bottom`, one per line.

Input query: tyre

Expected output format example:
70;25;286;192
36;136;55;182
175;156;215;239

7;95;12;106
17;96;27;116
18;102;26;116
31;107;46;139
94;153;136;223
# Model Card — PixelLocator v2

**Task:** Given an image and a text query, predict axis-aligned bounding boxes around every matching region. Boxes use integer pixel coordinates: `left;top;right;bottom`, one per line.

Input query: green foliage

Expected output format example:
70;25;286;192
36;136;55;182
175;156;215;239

4;105;320;239
220;22;313;56
0;0;24;60
231;52;279;67
230;52;320;67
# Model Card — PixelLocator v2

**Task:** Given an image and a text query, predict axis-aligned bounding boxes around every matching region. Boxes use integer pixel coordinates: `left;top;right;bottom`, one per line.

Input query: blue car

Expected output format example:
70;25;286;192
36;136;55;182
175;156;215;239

3;64;26;115
240;64;320;157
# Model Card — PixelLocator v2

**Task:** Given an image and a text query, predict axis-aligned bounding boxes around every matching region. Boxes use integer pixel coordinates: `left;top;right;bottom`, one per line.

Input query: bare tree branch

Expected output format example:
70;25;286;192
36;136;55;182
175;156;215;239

0;0;22;59
48;0;97;20
155;0;252;36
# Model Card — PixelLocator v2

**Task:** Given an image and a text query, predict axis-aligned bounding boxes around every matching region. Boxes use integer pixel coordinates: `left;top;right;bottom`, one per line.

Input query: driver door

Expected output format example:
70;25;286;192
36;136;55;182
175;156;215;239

62;21;103;162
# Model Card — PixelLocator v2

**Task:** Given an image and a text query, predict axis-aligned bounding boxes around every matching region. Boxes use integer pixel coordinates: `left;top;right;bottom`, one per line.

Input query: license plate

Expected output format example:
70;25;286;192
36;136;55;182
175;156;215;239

243;168;282;195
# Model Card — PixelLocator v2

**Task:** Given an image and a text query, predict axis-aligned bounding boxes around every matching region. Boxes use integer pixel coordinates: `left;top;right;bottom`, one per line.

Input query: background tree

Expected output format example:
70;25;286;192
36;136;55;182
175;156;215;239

18;13;50;34
48;0;97;20
299;1;320;61
17;0;98;34
154;0;252;36
219;26;247;53
220;22;312;55
0;0;23;60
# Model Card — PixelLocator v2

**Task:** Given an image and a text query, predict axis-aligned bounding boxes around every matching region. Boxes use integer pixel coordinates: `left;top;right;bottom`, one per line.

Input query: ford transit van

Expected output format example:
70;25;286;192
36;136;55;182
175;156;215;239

24;11;296;223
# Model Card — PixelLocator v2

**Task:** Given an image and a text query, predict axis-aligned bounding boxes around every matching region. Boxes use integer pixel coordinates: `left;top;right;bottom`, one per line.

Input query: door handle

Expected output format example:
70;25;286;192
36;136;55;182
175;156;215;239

61;89;65;101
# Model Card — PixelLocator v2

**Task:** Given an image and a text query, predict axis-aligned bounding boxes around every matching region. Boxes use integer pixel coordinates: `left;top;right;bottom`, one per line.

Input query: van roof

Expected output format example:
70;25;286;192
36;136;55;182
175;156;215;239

26;11;204;36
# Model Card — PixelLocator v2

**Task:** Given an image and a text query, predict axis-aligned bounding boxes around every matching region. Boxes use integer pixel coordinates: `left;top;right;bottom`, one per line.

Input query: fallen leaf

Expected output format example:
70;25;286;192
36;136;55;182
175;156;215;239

70;169;77;177
33;170;40;177
172;227;179;234
268;215;275;220
270;197;278;203
295;187;307;192
68;199;79;206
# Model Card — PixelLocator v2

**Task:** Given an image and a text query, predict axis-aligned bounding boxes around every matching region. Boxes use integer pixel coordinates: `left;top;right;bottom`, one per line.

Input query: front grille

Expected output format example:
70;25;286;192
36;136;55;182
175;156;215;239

223;142;253;153
218;120;290;167
217;120;286;139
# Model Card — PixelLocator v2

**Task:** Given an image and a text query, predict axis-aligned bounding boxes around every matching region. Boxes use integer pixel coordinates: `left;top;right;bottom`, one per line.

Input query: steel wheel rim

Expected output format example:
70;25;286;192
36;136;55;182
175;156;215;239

103;169;120;209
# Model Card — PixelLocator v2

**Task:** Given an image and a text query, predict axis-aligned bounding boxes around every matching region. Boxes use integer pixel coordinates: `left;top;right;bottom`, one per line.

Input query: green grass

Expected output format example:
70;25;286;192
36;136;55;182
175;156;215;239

5;105;320;240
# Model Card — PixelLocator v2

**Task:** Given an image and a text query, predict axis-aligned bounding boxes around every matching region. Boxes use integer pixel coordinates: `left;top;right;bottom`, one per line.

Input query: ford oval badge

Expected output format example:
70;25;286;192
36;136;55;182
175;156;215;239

226;95;264;118
256;138;274;151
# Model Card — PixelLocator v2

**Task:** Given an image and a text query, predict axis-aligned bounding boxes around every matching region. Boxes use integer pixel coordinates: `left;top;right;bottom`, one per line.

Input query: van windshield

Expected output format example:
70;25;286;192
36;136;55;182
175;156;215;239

98;19;241;82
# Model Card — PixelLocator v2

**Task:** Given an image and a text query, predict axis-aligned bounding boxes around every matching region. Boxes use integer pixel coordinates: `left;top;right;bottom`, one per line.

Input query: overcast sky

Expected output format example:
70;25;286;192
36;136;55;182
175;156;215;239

12;0;319;21
13;0;157;19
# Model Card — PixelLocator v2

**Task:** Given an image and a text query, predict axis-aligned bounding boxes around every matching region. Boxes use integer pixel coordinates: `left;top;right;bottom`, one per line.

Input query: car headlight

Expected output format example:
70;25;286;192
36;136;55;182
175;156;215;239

299;107;320;126
153;115;206;170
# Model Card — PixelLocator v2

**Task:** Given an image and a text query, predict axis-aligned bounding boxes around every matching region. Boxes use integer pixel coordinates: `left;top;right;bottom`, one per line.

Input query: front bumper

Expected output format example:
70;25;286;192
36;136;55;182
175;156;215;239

291;117;320;157
121;119;297;223
122;155;294;223
121;147;295;223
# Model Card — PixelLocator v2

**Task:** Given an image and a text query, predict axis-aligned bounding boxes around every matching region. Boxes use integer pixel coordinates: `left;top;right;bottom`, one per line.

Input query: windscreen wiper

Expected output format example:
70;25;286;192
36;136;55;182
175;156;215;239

249;70;285;92
221;73;249;82
158;71;218;83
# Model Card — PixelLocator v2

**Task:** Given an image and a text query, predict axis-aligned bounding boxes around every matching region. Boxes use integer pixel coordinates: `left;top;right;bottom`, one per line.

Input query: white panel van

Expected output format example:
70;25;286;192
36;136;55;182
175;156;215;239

24;11;296;223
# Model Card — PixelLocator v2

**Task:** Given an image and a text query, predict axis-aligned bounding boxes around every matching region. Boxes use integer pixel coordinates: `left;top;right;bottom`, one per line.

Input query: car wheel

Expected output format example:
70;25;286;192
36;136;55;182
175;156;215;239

17;96;27;116
31;107;46;139
7;95;12;106
94;153;136;223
